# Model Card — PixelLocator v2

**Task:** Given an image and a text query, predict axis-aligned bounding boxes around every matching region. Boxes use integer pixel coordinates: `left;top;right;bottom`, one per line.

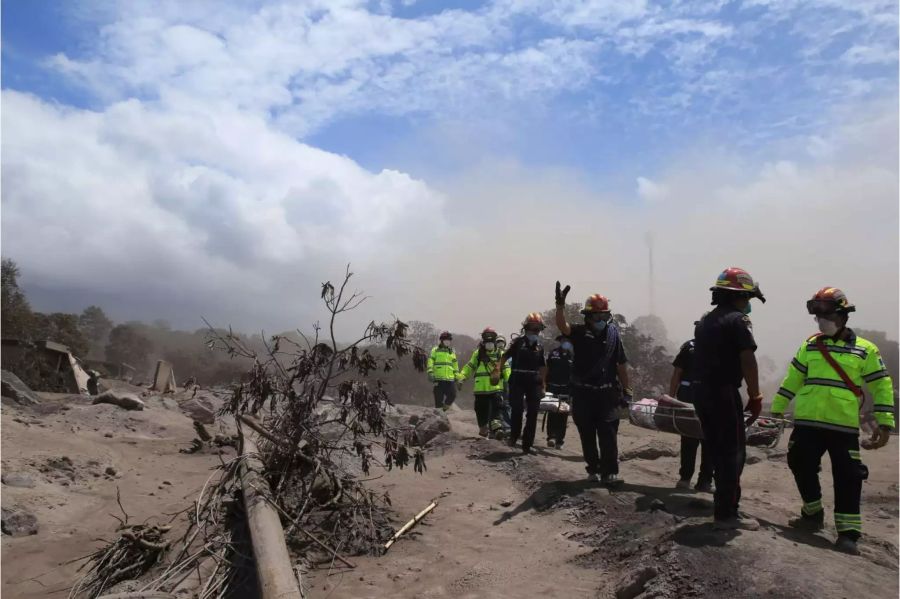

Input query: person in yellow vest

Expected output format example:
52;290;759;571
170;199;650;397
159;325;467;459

426;331;460;411
458;327;511;438
772;287;895;555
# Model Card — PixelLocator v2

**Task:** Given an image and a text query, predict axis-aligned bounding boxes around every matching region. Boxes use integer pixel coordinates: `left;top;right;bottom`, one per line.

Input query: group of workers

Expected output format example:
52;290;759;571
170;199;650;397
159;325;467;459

426;267;896;555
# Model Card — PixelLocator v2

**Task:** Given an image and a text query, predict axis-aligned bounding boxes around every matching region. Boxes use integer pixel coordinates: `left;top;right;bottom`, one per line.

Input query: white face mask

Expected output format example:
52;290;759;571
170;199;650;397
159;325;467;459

484;342;496;351
816;316;840;337
440;340;450;348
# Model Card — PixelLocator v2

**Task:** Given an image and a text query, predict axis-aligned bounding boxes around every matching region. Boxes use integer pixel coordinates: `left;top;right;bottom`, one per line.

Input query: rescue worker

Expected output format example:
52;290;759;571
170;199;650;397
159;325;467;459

692;267;765;530
502;313;548;454
545;334;574;449
459;327;510;438
555;283;630;485
426;331;459;411
670;338;714;492
771;287;895;555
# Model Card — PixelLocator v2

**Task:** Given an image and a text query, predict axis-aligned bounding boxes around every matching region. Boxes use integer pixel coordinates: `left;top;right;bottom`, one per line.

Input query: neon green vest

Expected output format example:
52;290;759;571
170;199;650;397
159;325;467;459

459;348;511;394
773;332;895;432
427;346;459;382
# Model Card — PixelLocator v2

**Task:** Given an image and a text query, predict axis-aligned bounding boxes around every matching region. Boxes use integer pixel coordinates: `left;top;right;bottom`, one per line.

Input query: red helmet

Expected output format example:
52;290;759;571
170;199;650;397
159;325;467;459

481;327;498;341
807;287;855;315
710;267;766;302
439;331;452;341
581;294;610;314
522;312;545;330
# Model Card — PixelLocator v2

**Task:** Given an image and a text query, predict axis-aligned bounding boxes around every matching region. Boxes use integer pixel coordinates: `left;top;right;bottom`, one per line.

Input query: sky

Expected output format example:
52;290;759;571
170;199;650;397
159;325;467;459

1;0;898;366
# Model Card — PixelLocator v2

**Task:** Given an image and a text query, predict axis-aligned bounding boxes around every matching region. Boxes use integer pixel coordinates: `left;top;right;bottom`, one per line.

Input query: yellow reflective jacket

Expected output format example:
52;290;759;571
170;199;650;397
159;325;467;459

427;346;459;382
772;331;895;432
458;347;511;395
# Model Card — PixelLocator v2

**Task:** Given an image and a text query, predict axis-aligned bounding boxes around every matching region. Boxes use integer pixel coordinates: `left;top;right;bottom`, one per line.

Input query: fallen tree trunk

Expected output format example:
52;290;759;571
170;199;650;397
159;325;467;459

240;435;303;599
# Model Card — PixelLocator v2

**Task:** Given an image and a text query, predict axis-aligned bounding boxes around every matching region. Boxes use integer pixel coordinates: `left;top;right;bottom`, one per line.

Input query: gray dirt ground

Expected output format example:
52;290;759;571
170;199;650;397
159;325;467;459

2;392;897;598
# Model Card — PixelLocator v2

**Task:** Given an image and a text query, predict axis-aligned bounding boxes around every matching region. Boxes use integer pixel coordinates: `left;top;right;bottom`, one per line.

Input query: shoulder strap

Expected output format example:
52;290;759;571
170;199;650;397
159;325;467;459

814;335;863;397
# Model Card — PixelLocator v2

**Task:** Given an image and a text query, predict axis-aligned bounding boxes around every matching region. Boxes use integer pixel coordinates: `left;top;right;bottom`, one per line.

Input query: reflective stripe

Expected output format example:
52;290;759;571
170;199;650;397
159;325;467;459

805;377;852;391
863;370;890;383
791;358;808;374
573;381;615;390
794;420;858;434
802;499;823;516
834;512;862;532
512;369;540;374
806;343;868;359
874;404;895;413
777;387;795;399
680;381;692;387
848;450;861;460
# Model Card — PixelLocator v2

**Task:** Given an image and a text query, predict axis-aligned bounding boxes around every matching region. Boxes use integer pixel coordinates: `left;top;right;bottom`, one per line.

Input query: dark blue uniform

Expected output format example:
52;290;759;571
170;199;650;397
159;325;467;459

693;306;757;521
673;340;713;486
569;323;628;476
545;346;573;446
505;337;546;452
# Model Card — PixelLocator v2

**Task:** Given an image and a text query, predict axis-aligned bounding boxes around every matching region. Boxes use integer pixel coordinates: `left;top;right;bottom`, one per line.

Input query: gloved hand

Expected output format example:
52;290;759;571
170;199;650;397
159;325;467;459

427;373;435;383
744;394;763;426
555;281;571;306
620;388;633;408
862;426;891;450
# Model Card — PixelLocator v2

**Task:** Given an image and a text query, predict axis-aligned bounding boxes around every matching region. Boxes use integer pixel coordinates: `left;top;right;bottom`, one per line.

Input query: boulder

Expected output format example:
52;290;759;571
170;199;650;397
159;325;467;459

1;507;38;536
1;370;40;406
615;566;658;599
387;404;451;446
92;391;145;411
620;440;679;461
1;472;36;488
179;397;216;424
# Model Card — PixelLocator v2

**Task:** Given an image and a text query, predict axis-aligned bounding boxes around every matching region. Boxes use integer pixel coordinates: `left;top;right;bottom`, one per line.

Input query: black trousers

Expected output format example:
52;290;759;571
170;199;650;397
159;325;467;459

473;393;501;428
546;412;569;443
693;383;745;520
787;425;866;540
680;436;714;483
432;380;457;409
508;378;543;451
572;386;620;476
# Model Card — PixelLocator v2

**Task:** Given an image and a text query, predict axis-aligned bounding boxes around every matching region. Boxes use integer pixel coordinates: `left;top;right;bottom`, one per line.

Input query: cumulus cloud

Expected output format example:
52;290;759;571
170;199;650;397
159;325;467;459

2;0;897;369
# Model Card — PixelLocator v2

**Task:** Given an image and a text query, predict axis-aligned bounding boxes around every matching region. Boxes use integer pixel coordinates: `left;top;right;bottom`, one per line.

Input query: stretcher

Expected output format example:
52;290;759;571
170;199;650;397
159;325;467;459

628;395;787;448
538;392;571;414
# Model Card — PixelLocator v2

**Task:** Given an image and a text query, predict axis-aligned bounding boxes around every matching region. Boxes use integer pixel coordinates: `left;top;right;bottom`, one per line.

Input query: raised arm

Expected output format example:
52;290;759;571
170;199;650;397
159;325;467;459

555;281;572;336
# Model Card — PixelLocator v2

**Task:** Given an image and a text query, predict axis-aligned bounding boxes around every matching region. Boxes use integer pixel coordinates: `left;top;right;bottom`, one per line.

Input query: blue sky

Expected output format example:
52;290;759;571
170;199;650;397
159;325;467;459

4;1;896;189
1;1;898;359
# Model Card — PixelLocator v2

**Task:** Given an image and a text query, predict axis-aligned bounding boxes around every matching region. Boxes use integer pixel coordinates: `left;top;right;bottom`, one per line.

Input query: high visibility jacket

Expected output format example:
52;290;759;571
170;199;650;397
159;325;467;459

427;346;459;382
458;347;511;395
772;331;895;432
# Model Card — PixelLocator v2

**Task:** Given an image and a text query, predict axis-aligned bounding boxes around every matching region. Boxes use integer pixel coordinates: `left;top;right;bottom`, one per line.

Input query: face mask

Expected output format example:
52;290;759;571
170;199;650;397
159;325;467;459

816;316;840;337
484;342;496;351
592;320;607;333
741;303;752;315
560;342;573;352
440;340;449;348
526;333;539;343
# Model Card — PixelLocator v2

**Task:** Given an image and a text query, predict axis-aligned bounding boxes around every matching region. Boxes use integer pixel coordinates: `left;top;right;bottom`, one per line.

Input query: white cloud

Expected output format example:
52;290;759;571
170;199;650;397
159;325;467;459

636;177;669;201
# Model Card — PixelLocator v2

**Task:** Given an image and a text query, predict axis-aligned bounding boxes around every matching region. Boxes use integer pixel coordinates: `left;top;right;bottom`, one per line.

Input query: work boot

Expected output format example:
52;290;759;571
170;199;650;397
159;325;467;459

694;480;714;494
834;535;861;556
522;446;533;455
587;473;603;483
493;428;507;441
555;440;565;450
676;478;692;490
601;474;624;488
507;439;517;448
547;438;556;448
788;512;825;532
714;516;760;531
478;425;489;437
441;404;449;412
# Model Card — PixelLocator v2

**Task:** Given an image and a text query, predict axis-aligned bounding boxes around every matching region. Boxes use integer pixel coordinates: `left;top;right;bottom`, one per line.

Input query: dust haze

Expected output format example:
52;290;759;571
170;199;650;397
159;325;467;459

3;94;896;369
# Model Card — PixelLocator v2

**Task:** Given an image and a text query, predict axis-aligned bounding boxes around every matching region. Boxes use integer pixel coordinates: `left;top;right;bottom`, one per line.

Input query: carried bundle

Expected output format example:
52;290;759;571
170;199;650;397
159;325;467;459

538;391;571;414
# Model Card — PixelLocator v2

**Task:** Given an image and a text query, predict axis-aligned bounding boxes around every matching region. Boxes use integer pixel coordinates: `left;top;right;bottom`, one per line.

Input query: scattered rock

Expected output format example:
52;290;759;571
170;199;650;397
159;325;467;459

105;466;118;476
178;397;216;424
104;432;114;438
1;507;38;536
745;454;763;465
92;391;145;411
1;370;40;406
615;566;658;599
620;441;679;461
386;404;451;446
648;498;667;512
500;499;513;507
1;472;35;488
